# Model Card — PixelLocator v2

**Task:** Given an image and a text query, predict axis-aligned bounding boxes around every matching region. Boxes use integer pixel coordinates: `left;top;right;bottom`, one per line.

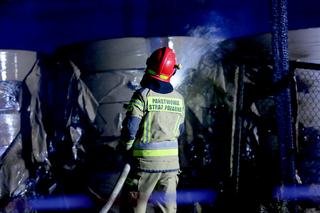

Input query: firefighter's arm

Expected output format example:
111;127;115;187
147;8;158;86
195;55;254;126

178;98;186;136
120;115;141;150
179;123;185;136
119;91;144;150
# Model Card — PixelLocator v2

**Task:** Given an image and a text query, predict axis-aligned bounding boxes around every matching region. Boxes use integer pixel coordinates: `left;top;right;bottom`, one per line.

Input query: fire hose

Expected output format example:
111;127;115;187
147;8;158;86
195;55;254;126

99;163;131;213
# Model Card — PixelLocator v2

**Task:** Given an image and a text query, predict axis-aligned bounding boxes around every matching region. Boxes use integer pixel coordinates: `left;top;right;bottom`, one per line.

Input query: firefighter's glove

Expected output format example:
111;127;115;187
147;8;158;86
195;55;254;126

116;141;132;162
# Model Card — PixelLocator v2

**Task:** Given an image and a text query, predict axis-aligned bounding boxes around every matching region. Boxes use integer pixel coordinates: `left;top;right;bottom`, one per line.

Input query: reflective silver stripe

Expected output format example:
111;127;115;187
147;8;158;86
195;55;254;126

130;99;143;111
133;140;178;150
143;112;150;143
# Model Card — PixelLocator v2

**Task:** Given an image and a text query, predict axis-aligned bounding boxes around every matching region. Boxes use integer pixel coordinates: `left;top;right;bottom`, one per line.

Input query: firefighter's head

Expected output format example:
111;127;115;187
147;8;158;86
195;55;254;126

145;47;181;83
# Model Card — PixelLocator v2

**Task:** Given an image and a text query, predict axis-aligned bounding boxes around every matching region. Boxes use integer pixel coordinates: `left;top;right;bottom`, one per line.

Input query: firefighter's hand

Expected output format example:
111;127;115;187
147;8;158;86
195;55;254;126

116;142;132;162
116;142;126;154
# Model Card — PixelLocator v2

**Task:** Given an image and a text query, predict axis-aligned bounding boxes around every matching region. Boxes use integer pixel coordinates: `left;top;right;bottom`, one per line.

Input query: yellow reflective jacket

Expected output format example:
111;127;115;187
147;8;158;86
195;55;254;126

121;88;185;171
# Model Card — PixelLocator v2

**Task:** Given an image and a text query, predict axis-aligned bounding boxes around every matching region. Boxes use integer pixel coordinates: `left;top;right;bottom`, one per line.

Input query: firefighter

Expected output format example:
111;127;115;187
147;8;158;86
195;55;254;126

119;47;185;213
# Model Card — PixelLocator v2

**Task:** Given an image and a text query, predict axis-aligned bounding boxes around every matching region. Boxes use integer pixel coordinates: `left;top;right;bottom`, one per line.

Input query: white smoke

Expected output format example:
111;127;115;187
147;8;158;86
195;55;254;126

186;25;224;46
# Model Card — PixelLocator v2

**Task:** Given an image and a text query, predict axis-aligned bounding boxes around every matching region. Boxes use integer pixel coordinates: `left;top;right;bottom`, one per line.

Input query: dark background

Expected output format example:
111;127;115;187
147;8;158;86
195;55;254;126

1;0;319;53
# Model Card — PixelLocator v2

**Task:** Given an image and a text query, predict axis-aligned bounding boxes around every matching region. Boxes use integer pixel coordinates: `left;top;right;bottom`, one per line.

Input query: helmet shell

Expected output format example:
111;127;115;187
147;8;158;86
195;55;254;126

146;47;177;83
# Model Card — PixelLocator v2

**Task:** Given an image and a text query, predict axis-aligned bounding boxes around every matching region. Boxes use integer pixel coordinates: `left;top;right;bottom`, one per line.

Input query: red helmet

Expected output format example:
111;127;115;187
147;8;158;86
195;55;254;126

145;47;180;83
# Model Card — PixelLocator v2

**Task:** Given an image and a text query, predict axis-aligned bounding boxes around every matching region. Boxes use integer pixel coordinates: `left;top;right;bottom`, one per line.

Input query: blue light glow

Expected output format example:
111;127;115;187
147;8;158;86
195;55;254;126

274;184;320;201
149;189;216;205
29;194;93;210
177;189;217;204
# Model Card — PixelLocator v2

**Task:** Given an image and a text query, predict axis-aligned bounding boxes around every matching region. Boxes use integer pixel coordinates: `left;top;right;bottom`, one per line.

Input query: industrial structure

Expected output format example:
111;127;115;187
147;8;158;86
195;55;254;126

2;0;320;212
